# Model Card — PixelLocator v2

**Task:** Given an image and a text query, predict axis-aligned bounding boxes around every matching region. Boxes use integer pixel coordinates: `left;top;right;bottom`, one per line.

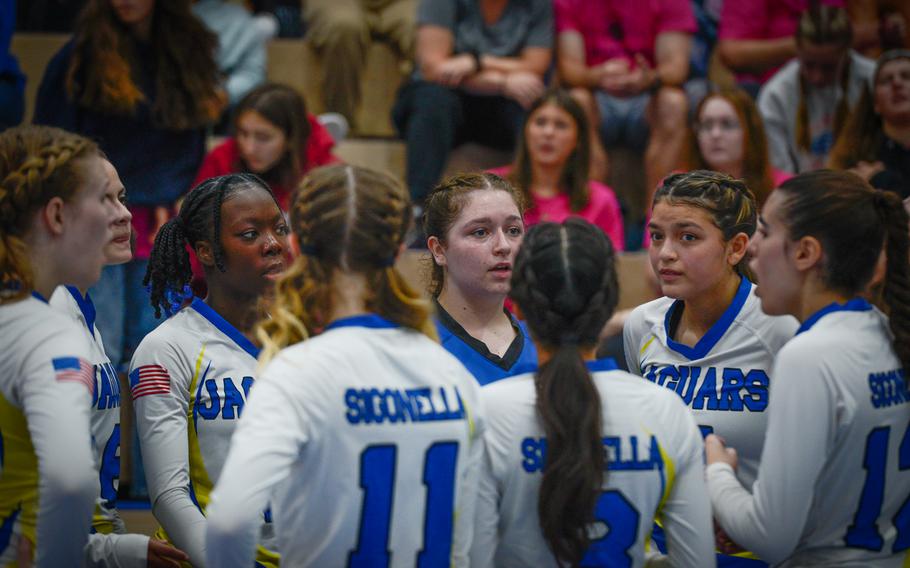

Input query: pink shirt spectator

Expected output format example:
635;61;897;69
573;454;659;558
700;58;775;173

719;0;844;83
489;166;625;252
554;0;696;67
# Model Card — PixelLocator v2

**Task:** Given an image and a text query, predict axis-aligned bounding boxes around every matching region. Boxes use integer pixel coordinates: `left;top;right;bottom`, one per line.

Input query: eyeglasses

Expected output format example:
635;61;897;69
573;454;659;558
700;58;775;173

695;119;741;134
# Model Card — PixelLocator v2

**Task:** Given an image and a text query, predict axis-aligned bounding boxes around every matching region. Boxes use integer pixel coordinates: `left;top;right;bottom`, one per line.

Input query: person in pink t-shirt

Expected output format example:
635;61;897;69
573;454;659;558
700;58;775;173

491;89;624;251
554;0;699;205
717;0;846;92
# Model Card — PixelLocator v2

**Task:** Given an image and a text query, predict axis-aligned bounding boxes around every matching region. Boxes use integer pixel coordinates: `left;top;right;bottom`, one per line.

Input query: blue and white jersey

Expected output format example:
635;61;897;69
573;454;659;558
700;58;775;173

0;295;96;567
50;286;149;567
130;297;277;567
205;314;485;567
50;286;123;533
623;278;798;491
471;359;714;568
435;301;538;385
708;300;910;567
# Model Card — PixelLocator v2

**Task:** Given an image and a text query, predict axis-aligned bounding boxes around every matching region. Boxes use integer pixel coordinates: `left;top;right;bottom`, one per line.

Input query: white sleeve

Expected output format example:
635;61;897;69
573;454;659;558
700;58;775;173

130;338;207;567
452;386;485;568
707;345;834;564
206;356;310;567
757;83;797;173
22;363;96;567
468;436;500;568
622;310;643;376
84;533;149;568
658;402;715;568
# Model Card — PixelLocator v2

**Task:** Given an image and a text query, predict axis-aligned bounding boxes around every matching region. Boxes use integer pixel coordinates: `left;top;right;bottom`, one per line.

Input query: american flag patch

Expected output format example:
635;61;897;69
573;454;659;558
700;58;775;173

52;357;95;395
129;364;172;400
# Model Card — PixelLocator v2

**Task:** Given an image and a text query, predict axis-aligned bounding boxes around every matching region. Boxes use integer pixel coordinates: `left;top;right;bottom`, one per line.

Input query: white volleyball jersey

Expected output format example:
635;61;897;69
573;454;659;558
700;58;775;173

50;286;149;567
205;314;485;568
708;300;910;567
0;295;97;567
471;359;714;568
130;297;277;567
49;286;123;533
623;279;798;490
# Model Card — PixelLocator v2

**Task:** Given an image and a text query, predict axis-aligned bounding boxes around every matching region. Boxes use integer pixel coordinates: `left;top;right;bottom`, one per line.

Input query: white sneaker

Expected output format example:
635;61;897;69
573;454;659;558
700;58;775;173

317;113;350;143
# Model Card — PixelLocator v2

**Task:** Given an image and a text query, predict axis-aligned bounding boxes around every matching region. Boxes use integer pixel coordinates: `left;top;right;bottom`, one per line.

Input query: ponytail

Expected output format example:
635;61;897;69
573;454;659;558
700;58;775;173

535;344;604;564
873;191;910;373
145;217;194;319
510;218;619;565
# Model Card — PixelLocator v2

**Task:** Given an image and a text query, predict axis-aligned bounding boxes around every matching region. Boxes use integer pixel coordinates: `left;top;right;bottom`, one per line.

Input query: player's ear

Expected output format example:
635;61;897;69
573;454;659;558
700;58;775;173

427;235;446;268
195;240;215;268
725;232;749;268
792;235;823;272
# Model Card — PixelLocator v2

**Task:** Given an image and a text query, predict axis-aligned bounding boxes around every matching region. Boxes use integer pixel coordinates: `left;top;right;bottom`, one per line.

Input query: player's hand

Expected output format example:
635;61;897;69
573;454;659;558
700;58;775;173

714;521;746;555
16;536;33;567
436;55;476;87
705;434;738;469
503;71;545;108
147;538;189;567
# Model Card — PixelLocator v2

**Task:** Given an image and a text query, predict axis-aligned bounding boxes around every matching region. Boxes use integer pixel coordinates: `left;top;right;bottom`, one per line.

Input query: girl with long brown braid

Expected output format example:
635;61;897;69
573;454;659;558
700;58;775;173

206;165;483;566
0;125;112;565
471;218;713;567
706;171;910;566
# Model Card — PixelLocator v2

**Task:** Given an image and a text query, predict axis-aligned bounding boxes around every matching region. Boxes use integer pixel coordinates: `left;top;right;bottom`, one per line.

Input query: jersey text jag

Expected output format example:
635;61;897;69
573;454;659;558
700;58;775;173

642;364;768;412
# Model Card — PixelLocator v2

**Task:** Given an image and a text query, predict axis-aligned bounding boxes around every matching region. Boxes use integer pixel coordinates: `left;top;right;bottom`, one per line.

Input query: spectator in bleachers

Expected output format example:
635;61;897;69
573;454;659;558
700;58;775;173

0;0;24;130
758;4;874;174
828;49;910;198
717;0;854;96
305;0;417;130
393;0;552;210
489;89;625;252
192;0;267;109
686;87;791;207
33;0;224;370
555;0;698;206
195;83;340;211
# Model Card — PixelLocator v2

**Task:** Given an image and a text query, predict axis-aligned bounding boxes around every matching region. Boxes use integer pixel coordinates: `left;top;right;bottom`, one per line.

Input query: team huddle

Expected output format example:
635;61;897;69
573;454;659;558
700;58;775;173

1;124;909;567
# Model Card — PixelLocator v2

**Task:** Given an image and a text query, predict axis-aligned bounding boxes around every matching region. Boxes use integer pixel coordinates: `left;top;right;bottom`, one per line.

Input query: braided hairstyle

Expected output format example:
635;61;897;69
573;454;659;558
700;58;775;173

509;218;619;566
654;170;758;278
423;172;526;297
0;125;99;303
144;173;279;318
258;164;434;362
776;170;910;371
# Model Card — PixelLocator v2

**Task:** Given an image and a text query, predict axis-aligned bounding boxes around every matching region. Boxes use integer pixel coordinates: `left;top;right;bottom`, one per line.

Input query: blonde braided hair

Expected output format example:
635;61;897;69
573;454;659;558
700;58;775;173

257;164;435;363
0;125;99;303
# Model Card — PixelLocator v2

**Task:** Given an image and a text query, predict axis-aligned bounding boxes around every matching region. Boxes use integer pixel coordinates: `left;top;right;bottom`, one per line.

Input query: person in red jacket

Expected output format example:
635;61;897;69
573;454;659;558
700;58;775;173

195;82;340;210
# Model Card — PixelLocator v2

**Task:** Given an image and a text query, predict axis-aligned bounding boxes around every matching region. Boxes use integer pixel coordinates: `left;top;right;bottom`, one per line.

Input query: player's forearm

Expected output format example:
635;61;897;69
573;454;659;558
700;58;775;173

153;487;208;567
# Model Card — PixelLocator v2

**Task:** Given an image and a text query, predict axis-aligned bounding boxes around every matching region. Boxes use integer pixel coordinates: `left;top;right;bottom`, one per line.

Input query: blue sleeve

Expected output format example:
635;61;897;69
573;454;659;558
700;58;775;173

33;42;79;131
